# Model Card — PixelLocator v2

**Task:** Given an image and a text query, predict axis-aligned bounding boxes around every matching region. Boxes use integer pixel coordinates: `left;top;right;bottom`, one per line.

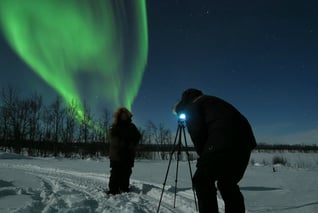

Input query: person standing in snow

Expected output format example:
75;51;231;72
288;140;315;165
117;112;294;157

108;107;141;195
174;88;257;213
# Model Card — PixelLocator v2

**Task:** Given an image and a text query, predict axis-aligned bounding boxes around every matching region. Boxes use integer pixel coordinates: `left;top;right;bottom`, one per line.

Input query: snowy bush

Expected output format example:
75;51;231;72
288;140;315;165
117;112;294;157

272;155;288;166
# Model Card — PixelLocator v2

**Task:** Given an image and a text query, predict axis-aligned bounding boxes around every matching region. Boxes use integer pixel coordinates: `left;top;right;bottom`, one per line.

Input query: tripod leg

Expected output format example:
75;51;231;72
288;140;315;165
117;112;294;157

174;142;181;208
157;126;180;213
182;125;199;211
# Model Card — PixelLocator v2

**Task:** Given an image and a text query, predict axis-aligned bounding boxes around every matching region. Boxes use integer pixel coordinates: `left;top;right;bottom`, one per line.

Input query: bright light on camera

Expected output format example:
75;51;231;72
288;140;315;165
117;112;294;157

178;113;186;121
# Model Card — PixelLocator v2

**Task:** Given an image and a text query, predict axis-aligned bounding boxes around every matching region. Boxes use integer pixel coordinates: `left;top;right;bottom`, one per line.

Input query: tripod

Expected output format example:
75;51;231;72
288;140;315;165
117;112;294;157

157;119;198;212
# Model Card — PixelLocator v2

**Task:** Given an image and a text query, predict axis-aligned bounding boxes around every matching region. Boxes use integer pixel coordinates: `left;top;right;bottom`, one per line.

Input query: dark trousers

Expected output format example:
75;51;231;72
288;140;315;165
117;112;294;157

193;151;250;213
109;161;132;194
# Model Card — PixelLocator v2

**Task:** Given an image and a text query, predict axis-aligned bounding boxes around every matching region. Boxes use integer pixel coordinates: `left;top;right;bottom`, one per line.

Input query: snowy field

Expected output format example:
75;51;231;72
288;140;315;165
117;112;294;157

1;151;318;213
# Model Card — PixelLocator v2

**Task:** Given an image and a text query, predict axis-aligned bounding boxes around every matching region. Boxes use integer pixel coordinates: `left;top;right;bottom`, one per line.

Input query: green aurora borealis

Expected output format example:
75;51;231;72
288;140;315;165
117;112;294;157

0;0;148;120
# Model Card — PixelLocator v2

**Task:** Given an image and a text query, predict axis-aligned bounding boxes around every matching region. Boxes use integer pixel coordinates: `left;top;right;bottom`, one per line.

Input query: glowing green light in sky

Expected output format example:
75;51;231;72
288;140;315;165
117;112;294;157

0;0;148;120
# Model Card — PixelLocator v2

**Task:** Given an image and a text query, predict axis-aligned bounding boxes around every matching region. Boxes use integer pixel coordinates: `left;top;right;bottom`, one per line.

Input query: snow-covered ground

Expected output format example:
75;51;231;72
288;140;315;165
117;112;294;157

0;151;318;213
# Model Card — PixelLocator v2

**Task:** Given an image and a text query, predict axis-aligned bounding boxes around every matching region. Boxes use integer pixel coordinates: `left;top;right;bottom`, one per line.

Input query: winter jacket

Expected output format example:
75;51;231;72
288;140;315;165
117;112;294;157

177;94;256;157
109;122;141;167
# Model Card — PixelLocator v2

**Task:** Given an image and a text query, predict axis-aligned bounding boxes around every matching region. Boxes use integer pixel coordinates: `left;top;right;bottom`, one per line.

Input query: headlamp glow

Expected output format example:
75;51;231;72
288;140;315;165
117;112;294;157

178;113;186;122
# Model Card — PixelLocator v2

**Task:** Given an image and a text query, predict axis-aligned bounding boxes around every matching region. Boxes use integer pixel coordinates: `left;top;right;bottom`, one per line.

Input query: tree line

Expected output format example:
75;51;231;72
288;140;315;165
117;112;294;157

255;143;318;153
0;87;180;159
1;87;317;159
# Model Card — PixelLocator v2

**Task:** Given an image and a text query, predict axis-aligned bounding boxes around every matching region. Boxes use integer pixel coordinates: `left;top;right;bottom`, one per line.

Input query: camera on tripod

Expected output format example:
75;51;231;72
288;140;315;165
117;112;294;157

178;112;186;122
177;112;187;124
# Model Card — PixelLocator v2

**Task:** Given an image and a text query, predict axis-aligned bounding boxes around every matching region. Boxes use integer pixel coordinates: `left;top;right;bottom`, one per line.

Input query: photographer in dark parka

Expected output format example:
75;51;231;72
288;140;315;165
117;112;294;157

174;88;257;213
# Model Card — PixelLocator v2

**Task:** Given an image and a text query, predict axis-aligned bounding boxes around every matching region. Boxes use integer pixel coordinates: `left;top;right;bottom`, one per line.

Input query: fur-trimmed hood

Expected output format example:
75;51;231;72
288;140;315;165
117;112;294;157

112;107;133;125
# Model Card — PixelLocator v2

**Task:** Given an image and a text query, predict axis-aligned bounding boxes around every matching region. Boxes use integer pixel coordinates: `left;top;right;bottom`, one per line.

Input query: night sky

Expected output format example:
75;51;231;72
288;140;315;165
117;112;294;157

1;0;318;144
